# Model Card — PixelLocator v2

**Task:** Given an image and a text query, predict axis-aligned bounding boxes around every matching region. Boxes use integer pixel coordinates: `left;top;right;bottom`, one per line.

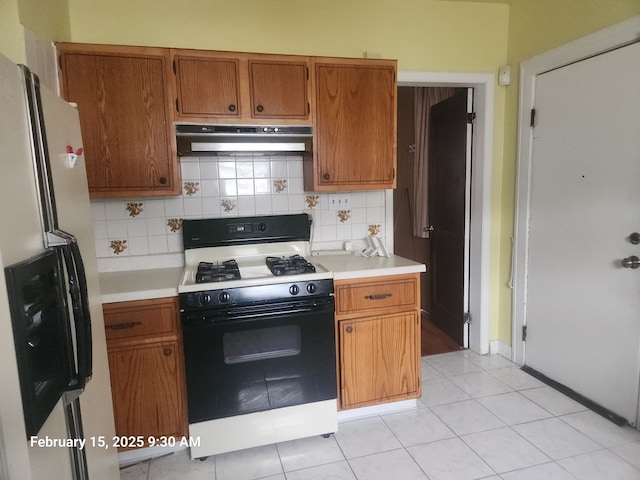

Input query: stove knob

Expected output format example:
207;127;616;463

219;291;231;303
289;284;300;296
306;283;317;294
257;222;268;232
199;293;212;306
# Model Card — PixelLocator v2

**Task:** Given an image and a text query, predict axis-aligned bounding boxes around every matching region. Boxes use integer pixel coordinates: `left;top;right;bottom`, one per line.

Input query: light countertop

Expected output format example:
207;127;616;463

99;267;183;304
99;254;425;303
313;253;426;280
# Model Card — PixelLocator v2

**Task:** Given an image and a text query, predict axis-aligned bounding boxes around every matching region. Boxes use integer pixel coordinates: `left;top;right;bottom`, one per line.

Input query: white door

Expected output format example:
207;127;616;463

524;41;640;425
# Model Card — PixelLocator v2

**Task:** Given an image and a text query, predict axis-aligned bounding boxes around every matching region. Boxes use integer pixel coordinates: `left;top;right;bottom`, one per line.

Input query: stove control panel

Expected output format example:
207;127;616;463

180;279;334;311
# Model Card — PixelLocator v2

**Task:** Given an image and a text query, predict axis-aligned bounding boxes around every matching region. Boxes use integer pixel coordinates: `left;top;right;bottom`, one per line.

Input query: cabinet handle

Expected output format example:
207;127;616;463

256;105;264;113
345;326;353;333
323;173;330;180
228;104;236;112
159;177;167;185
107;321;142;330
163;348;172;356
364;293;392;301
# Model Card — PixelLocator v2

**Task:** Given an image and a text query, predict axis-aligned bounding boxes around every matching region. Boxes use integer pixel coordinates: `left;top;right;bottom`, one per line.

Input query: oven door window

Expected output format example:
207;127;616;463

182;299;336;423
223;325;301;364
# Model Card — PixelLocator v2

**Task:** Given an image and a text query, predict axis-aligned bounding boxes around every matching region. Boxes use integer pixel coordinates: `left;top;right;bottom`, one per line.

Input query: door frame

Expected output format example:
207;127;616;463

512;15;640;366
396;72;495;354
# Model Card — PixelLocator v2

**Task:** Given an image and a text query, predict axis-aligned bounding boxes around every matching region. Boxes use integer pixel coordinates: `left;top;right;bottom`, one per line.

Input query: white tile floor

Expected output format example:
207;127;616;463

120;351;640;480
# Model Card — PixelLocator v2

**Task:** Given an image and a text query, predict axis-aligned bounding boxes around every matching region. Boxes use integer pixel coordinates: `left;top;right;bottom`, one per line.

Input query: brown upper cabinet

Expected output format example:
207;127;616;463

172;50;312;124
57;43;398;196
305;57;397;191
57;43;180;198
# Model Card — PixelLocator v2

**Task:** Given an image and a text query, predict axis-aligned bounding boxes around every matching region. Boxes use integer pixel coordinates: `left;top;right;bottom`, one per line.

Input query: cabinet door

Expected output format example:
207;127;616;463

339;311;420;409
174;55;241;118
108;341;185;445
312;60;397;190
249;59;309;119
58;45;178;197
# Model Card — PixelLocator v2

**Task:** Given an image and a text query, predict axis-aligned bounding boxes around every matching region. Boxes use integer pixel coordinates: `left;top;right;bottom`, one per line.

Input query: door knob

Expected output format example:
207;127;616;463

629;232;640;245
621;255;640;269
424;225;435;233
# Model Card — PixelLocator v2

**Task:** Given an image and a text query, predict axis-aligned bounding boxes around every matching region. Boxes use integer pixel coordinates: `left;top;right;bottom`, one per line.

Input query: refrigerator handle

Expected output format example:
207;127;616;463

52;230;93;390
69;239;93;384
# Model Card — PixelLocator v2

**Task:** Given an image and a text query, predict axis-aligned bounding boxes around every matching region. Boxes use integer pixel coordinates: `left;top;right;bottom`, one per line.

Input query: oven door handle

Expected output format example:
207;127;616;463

183;298;334;326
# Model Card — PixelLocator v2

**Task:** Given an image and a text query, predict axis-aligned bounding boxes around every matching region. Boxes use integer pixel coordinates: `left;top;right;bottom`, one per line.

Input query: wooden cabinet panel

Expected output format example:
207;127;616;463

339;311;419;409
335;273;421;410
103;297;178;342
308;58;397;191
174;55;241;118
58;44;178;197
108;341;184;443
172;50;311;124
335;275;418;318
103;297;186;449
249;59;309;119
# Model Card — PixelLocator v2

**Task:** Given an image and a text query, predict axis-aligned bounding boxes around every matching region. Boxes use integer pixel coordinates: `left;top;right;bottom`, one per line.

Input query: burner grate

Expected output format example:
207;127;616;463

196;259;241;283
266;254;316;276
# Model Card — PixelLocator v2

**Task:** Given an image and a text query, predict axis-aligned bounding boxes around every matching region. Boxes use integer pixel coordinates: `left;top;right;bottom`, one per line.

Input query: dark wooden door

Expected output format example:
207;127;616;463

428;90;468;345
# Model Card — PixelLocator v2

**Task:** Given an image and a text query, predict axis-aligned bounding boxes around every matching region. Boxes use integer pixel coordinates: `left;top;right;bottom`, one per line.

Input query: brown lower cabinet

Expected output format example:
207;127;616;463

103;297;186;450
335;274;421;410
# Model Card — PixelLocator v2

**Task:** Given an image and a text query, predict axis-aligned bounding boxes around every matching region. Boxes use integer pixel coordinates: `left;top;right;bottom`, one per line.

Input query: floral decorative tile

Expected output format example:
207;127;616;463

338;210;351;223
109;239;127;255
126;202;143;217
183;181;200;196
273;179;287;193
368;224;381;236
305;195;319;208
221;198;237;212
167;218;182;232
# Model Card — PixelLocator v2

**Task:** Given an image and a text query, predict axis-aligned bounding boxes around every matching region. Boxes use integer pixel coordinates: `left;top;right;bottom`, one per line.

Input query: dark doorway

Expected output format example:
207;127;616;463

394;87;468;355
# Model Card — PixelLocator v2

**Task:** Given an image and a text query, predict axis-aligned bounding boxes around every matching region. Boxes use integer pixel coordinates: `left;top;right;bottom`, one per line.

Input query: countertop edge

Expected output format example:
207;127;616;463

332;264;426;280
98;255;426;303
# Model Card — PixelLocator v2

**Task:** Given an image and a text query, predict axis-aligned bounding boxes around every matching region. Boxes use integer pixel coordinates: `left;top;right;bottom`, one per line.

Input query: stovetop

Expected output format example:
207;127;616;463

179;243;332;294
179;214;333;297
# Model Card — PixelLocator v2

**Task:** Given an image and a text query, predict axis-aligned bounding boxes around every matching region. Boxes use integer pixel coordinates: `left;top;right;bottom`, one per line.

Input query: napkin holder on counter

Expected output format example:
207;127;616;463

355;236;390;258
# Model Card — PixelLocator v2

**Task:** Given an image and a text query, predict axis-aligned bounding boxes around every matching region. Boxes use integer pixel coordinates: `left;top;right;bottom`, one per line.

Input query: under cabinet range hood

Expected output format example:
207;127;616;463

176;124;313;156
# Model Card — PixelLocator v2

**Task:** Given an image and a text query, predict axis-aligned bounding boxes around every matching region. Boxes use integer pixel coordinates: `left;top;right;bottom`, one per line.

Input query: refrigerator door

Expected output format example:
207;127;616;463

0;53;120;480
37;73;120;480
0;51;54;480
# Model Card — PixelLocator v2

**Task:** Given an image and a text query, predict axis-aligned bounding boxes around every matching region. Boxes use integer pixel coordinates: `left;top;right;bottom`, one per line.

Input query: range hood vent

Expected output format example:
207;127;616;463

176;124;313;156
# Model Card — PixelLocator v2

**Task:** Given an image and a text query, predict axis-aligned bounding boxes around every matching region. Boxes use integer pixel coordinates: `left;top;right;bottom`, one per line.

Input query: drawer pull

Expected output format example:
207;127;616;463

364;293;392;301
107;321;142;330
163;348;173;356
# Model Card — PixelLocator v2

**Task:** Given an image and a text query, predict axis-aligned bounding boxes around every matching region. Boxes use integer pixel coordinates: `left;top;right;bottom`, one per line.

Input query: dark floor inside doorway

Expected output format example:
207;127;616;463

421;311;462;356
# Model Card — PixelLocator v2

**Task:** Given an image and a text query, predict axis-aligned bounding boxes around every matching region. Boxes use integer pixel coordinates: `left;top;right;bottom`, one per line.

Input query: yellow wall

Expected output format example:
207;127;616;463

0;0;26;63
496;1;640;345
4;0;639;349
18;0;71;41
0;0;71;63
66;0;509;72
65;0;512;343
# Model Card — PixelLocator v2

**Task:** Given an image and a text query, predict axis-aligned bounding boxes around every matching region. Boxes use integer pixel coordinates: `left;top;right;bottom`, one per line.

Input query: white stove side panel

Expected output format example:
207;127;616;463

188;400;338;459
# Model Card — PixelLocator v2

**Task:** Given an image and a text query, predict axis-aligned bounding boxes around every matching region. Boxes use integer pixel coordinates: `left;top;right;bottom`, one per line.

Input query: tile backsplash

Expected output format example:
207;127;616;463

92;155;390;259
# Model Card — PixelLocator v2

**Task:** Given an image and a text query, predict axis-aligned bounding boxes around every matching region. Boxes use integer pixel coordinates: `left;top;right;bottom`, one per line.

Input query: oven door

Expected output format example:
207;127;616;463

181;297;336;424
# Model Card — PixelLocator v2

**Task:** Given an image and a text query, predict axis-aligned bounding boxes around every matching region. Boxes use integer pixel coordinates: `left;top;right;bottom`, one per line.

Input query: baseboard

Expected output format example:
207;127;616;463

337;399;417;422
521;365;627;427
489;340;513;361
118;444;187;467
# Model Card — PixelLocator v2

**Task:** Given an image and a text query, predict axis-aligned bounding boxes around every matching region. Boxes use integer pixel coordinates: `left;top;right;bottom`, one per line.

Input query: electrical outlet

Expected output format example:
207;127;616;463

328;194;352;208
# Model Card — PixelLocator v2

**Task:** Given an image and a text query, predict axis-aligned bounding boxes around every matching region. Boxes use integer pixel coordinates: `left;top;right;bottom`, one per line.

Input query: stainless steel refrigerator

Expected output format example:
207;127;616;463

0;52;120;479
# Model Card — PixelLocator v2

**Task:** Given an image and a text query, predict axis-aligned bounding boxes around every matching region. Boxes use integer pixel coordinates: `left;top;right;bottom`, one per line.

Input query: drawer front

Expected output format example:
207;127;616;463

335;275;418;317
104;298;178;341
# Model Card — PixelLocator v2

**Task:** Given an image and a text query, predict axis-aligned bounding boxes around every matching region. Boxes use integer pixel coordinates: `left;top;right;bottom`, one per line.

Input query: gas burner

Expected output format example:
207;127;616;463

266;254;316;276
196;259;241;284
